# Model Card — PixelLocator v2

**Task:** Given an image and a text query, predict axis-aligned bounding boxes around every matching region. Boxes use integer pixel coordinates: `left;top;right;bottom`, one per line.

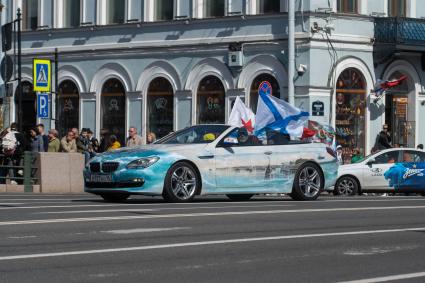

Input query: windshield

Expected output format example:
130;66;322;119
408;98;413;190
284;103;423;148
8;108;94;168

155;125;230;144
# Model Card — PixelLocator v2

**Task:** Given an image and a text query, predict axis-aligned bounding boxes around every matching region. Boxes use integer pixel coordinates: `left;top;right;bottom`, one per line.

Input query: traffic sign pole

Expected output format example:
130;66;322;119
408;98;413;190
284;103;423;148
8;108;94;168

17;8;22;132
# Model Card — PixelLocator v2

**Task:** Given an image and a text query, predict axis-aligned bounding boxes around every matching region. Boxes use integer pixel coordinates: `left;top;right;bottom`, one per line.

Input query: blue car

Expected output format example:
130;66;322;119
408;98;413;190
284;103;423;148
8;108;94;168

84;125;338;202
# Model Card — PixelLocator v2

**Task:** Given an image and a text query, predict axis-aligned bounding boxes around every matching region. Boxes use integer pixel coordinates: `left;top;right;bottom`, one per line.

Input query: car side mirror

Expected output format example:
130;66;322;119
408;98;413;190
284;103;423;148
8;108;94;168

366;158;376;166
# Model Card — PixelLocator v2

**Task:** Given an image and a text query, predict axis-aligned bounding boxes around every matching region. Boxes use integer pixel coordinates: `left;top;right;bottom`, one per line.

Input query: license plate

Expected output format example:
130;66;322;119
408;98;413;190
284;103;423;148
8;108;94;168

89;174;112;183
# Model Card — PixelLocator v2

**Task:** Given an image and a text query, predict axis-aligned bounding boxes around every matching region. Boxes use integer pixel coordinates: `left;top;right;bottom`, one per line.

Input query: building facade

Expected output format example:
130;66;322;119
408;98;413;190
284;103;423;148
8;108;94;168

1;0;424;161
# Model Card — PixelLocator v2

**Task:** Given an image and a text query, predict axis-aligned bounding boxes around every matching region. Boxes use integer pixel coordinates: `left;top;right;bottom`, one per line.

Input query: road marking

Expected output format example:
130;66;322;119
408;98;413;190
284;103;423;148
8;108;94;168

1;205;425;226
102;227;189;234
7;235;38;239
0;226;424;261
339;271;425;283
0;203;24;205
35;204;293;214
0;204;154;210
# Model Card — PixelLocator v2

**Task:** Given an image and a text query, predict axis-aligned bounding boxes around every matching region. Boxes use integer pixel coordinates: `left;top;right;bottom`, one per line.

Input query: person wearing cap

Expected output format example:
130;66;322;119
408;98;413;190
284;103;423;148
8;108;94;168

203;133;216;142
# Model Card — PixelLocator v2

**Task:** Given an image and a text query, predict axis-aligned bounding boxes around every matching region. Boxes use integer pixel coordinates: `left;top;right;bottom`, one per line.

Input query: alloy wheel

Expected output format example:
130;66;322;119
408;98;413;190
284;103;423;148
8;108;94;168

298;166;321;198
170;166;197;200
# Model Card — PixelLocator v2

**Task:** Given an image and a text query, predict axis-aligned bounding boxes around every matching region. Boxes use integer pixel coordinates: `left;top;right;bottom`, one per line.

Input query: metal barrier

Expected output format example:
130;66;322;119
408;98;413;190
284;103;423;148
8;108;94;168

0;151;38;193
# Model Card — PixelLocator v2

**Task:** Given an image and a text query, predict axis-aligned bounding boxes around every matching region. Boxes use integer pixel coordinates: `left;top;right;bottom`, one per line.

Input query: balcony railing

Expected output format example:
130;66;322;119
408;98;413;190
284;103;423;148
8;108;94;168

375;17;425;45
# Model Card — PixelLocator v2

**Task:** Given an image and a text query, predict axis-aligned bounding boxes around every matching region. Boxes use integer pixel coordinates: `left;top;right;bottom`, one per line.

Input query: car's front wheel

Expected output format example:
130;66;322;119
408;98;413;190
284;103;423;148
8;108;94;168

226;194;254;201
334;176;359;196
290;163;323;201
163;162;200;202
100;193;130;202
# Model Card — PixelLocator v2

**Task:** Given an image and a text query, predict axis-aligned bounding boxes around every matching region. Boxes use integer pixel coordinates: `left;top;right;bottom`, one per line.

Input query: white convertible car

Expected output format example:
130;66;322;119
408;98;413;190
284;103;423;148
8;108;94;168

334;148;425;195
84;125;339;202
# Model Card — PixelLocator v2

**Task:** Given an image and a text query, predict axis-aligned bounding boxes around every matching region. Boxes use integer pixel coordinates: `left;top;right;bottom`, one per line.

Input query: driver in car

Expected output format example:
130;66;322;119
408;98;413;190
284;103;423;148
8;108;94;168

237;128;259;146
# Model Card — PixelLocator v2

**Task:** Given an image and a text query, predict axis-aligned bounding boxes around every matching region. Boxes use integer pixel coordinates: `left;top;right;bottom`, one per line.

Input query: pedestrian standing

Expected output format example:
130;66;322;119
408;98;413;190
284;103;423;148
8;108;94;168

47;129;61;152
61;131;77;153
29;127;45;153
374;124;392;150
126;127;143;147
108;135;121;151
37;123;49;152
336;145;344;165
87;129;99;153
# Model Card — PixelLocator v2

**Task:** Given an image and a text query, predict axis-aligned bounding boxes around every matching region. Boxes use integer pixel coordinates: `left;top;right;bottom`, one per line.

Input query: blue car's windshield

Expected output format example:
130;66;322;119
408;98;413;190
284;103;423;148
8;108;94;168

155;125;230;144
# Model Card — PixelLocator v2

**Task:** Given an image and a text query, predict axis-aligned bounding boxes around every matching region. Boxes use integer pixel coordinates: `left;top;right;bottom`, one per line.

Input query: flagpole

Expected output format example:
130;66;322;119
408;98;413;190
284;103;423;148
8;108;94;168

288;0;295;106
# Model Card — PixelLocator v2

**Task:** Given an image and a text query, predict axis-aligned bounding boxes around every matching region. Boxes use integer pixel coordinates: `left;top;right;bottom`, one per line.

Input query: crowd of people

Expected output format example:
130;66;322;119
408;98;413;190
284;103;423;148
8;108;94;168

0;122;158;183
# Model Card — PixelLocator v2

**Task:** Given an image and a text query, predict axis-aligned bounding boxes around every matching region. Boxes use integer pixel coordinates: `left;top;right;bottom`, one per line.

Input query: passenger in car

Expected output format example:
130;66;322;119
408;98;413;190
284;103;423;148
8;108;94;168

266;129;290;145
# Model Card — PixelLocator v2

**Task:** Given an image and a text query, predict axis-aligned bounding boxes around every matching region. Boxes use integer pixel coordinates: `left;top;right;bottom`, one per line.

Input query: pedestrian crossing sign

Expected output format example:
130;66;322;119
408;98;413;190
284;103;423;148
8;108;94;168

33;59;51;92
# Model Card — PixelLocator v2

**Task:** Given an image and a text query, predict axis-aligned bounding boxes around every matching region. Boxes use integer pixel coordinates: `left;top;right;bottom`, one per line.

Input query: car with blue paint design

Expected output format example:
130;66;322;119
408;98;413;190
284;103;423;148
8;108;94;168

334;148;425;196
84;125;338;202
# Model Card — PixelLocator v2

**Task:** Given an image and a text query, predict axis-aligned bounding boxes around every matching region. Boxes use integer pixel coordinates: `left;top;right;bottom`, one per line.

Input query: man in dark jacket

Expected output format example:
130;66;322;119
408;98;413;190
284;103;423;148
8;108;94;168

375;124;392;150
37;123;49;152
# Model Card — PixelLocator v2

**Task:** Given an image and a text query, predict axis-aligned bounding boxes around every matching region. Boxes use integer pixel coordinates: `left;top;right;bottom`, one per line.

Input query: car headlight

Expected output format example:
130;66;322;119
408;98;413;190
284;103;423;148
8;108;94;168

127;157;160;169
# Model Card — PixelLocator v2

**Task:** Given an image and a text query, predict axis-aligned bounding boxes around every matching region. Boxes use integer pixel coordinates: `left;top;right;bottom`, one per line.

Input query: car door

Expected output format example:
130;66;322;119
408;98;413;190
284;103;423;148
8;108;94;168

362;150;401;190
395;150;425;190
214;128;270;189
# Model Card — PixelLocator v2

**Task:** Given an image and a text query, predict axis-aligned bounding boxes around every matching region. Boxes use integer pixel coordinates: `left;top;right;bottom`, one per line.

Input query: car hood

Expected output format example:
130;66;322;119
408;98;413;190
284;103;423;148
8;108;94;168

91;144;208;162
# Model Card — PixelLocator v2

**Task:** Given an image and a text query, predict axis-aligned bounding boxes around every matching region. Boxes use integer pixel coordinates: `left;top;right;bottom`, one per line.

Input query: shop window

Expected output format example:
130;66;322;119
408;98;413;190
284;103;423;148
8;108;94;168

147;77;174;139
250;74;280;113
63;0;81;28
57;80;80;138
106;0;125;24
197;76;225;124
101;79;126;145
156;0;174;20
388;0;406;17
258;0;280;14
335;68;366;164
23;0;38;30
204;0;225;18
15;82;36;133
337;0;358;14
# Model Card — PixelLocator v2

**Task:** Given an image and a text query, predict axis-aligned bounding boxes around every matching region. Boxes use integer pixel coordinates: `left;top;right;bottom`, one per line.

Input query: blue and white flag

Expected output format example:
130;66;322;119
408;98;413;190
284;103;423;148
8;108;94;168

254;81;309;139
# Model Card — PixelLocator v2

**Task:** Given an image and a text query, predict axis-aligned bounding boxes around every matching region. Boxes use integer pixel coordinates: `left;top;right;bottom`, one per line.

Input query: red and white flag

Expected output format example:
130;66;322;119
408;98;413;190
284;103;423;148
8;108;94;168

228;96;255;133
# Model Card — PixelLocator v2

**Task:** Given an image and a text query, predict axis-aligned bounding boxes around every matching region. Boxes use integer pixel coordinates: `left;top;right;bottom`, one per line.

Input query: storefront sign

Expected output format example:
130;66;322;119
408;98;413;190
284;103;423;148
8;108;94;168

312;101;324;116
33;59;51;92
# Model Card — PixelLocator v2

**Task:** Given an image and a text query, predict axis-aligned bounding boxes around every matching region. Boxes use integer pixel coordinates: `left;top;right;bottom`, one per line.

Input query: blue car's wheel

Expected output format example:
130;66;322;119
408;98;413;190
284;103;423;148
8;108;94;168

163;162;199;202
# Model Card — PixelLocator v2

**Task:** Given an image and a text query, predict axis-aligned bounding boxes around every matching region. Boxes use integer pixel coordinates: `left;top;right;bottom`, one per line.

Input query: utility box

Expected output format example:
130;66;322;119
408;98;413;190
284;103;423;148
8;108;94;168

228;51;243;67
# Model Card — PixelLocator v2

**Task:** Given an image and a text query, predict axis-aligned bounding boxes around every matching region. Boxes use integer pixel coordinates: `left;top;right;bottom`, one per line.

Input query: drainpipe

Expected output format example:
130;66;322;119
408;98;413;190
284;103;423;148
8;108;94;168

288;0;295;105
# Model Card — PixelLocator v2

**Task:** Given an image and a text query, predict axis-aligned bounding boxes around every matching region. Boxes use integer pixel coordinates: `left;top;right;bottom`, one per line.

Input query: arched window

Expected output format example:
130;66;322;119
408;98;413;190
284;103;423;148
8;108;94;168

15;82;36;133
385;71;413;148
106;0;125;24
23;0;38;30
63;0;81;28
101;79;126;144
57;80;80;138
147;77;174;139
197;76;225;124
335;68;366;163
204;0;225;17
250;74;280;113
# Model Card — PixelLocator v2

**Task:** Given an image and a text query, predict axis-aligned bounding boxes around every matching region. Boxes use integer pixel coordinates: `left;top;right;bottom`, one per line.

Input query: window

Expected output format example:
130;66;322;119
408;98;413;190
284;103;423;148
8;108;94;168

204;0;225;17
101;79;126;145
147;78;174;139
197;76;225;124
23;0;38;30
156;0;174;20
375;151;400;164
388;0;406;17
57;81;80;138
156;125;230;144
63;0;81;28
106;0;125;24
258;0;280;14
337;0;358;14
250;74;280;113
335;68;366;164
402;151;425;163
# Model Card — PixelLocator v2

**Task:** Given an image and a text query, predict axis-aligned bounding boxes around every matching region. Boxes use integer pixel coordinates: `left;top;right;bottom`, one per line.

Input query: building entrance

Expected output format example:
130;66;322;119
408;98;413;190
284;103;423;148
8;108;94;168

15;82;36;133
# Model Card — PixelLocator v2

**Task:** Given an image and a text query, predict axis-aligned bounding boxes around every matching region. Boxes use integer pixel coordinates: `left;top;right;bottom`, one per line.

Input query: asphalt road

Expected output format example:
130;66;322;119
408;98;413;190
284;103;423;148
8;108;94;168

1;193;425;283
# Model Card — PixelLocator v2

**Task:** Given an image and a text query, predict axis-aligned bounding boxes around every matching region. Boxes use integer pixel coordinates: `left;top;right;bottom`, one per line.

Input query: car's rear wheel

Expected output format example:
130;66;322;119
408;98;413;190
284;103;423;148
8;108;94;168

163;162;199;202
100;193;130;202
334;176;359;196
290;163;323;201
226;194;254;201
